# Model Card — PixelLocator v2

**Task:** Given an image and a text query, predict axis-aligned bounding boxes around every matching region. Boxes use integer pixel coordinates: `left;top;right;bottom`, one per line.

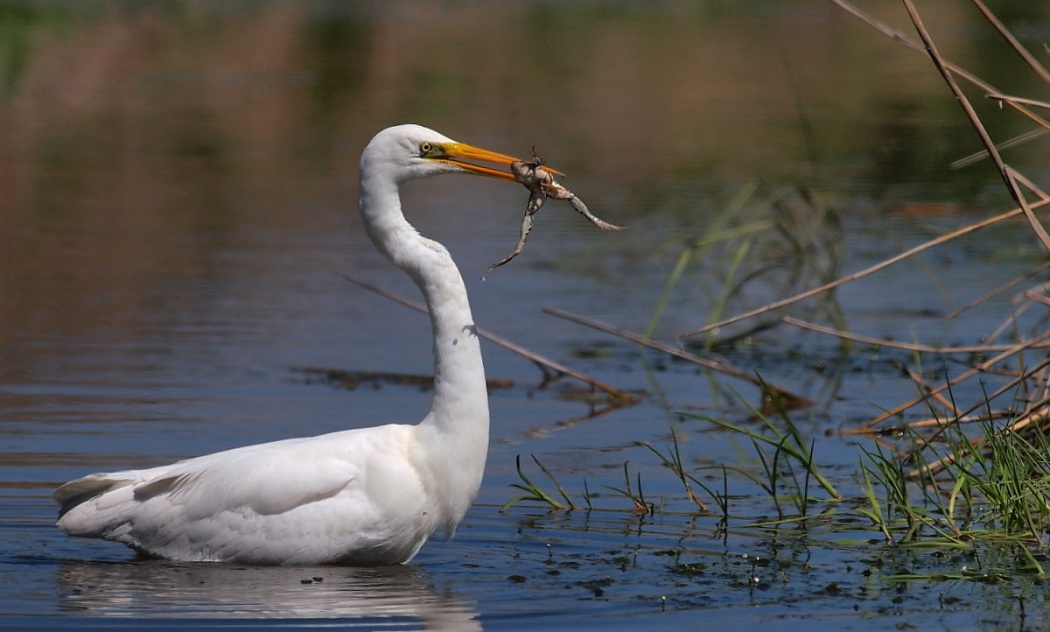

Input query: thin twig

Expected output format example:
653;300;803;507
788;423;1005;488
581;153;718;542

783;316;1050;353
830;0;1050;150
1023;289;1050;308
680;198;1050;339
892;360;961;418
922;357;1050;446
844;329;1050;432
971;0;1050;86
1010;167;1050;201
951;128;1050;170
901;0;1050;254
942;261;1050;321
909;404;1050;478
986;93;1050;112
889;411;1013;430
543;307;812;410
338;272;638;404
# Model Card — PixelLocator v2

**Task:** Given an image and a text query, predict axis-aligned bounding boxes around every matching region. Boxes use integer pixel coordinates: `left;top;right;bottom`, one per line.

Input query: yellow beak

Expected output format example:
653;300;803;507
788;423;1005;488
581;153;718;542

432;142;565;180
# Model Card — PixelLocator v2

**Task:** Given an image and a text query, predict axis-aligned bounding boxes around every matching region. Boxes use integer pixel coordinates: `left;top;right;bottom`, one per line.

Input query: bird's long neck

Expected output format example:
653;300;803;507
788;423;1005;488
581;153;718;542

359;177;490;441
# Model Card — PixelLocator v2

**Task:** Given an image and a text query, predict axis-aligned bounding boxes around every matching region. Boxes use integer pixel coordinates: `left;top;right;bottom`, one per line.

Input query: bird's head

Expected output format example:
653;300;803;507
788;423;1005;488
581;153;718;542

361;124;557;186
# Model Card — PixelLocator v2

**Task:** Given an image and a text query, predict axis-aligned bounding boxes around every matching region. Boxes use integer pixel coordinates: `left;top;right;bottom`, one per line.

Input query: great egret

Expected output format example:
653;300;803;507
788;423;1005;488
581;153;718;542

54;124;530;565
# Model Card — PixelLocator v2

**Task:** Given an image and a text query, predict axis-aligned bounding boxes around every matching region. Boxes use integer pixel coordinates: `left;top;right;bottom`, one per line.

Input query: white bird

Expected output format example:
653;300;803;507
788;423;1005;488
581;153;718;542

54;124;529;565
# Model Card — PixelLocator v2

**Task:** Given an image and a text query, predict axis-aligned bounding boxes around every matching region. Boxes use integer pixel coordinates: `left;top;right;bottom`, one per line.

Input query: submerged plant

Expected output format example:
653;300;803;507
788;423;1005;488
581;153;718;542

503;455;575;512
644;428;715;514
857;442;930;543
938;419;1050;551
688;398;839;501
854;413;1050;575
603;461;652;516
646;180;844;351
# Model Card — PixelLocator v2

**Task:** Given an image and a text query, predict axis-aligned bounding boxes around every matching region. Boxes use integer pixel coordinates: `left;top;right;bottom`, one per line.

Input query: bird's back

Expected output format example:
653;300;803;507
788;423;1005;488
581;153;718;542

55;424;443;564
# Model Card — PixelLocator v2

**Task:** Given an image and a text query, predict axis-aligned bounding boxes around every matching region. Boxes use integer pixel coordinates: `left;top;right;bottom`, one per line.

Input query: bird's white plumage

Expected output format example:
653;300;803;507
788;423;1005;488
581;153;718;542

55;124;498;565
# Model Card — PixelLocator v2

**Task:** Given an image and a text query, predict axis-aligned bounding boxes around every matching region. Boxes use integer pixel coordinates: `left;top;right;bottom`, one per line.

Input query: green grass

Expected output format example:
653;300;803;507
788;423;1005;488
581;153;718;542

503;454;576;512
505;402;1050;578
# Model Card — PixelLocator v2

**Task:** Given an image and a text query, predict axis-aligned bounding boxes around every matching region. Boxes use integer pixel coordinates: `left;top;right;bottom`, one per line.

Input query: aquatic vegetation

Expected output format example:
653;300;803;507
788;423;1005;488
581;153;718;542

507;404;839;527
503;455;576;512
509;0;1050;589
644;430;713;514
602;461;652;516
693;401;839;502
854;417;1050;577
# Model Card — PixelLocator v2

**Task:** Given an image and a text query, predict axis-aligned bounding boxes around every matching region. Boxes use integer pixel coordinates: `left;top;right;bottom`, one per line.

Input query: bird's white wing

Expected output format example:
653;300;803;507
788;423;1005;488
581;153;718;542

56;425;431;563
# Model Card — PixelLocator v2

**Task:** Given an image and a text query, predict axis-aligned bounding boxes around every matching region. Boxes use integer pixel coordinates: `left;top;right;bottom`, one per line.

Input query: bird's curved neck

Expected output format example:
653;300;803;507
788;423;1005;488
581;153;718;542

359;177;490;437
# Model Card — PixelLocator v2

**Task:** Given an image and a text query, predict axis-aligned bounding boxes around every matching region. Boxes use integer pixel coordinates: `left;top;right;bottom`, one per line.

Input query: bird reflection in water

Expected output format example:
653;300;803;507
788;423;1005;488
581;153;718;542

55;559;480;628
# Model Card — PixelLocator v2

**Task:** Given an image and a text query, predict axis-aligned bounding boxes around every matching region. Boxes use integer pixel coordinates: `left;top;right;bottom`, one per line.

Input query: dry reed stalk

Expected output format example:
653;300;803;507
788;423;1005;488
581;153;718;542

986;94;1050;113
887;412;1012;431
520;404;624;440
921;356;1050;444
983;277;1050;343
908;403;1050;478
829;0;1050;133
892;360;961;418
803;0;1050;485
680;198;1050;340
338;272;639;404
783;316;1050;354
943;261;1050;320
1025;290;1050;308
679;3;1050;434
843;330;1050;433
952;129;1050;170
901;0;1050;253
858;356;1050;459
970;0;1050;85
1011;170;1050;198
544;307;812;411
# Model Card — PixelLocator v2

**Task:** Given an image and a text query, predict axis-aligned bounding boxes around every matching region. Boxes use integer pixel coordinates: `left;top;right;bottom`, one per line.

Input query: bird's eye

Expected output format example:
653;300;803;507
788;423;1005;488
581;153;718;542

419;142;435;156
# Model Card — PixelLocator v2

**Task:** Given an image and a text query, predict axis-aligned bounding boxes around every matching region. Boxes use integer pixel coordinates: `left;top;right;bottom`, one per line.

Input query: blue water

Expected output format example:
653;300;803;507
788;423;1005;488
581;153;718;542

2;1;1049;629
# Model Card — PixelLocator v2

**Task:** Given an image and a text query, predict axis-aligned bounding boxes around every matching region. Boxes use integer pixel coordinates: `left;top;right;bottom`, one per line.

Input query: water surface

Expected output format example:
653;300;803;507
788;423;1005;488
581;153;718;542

2;1;1049;629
